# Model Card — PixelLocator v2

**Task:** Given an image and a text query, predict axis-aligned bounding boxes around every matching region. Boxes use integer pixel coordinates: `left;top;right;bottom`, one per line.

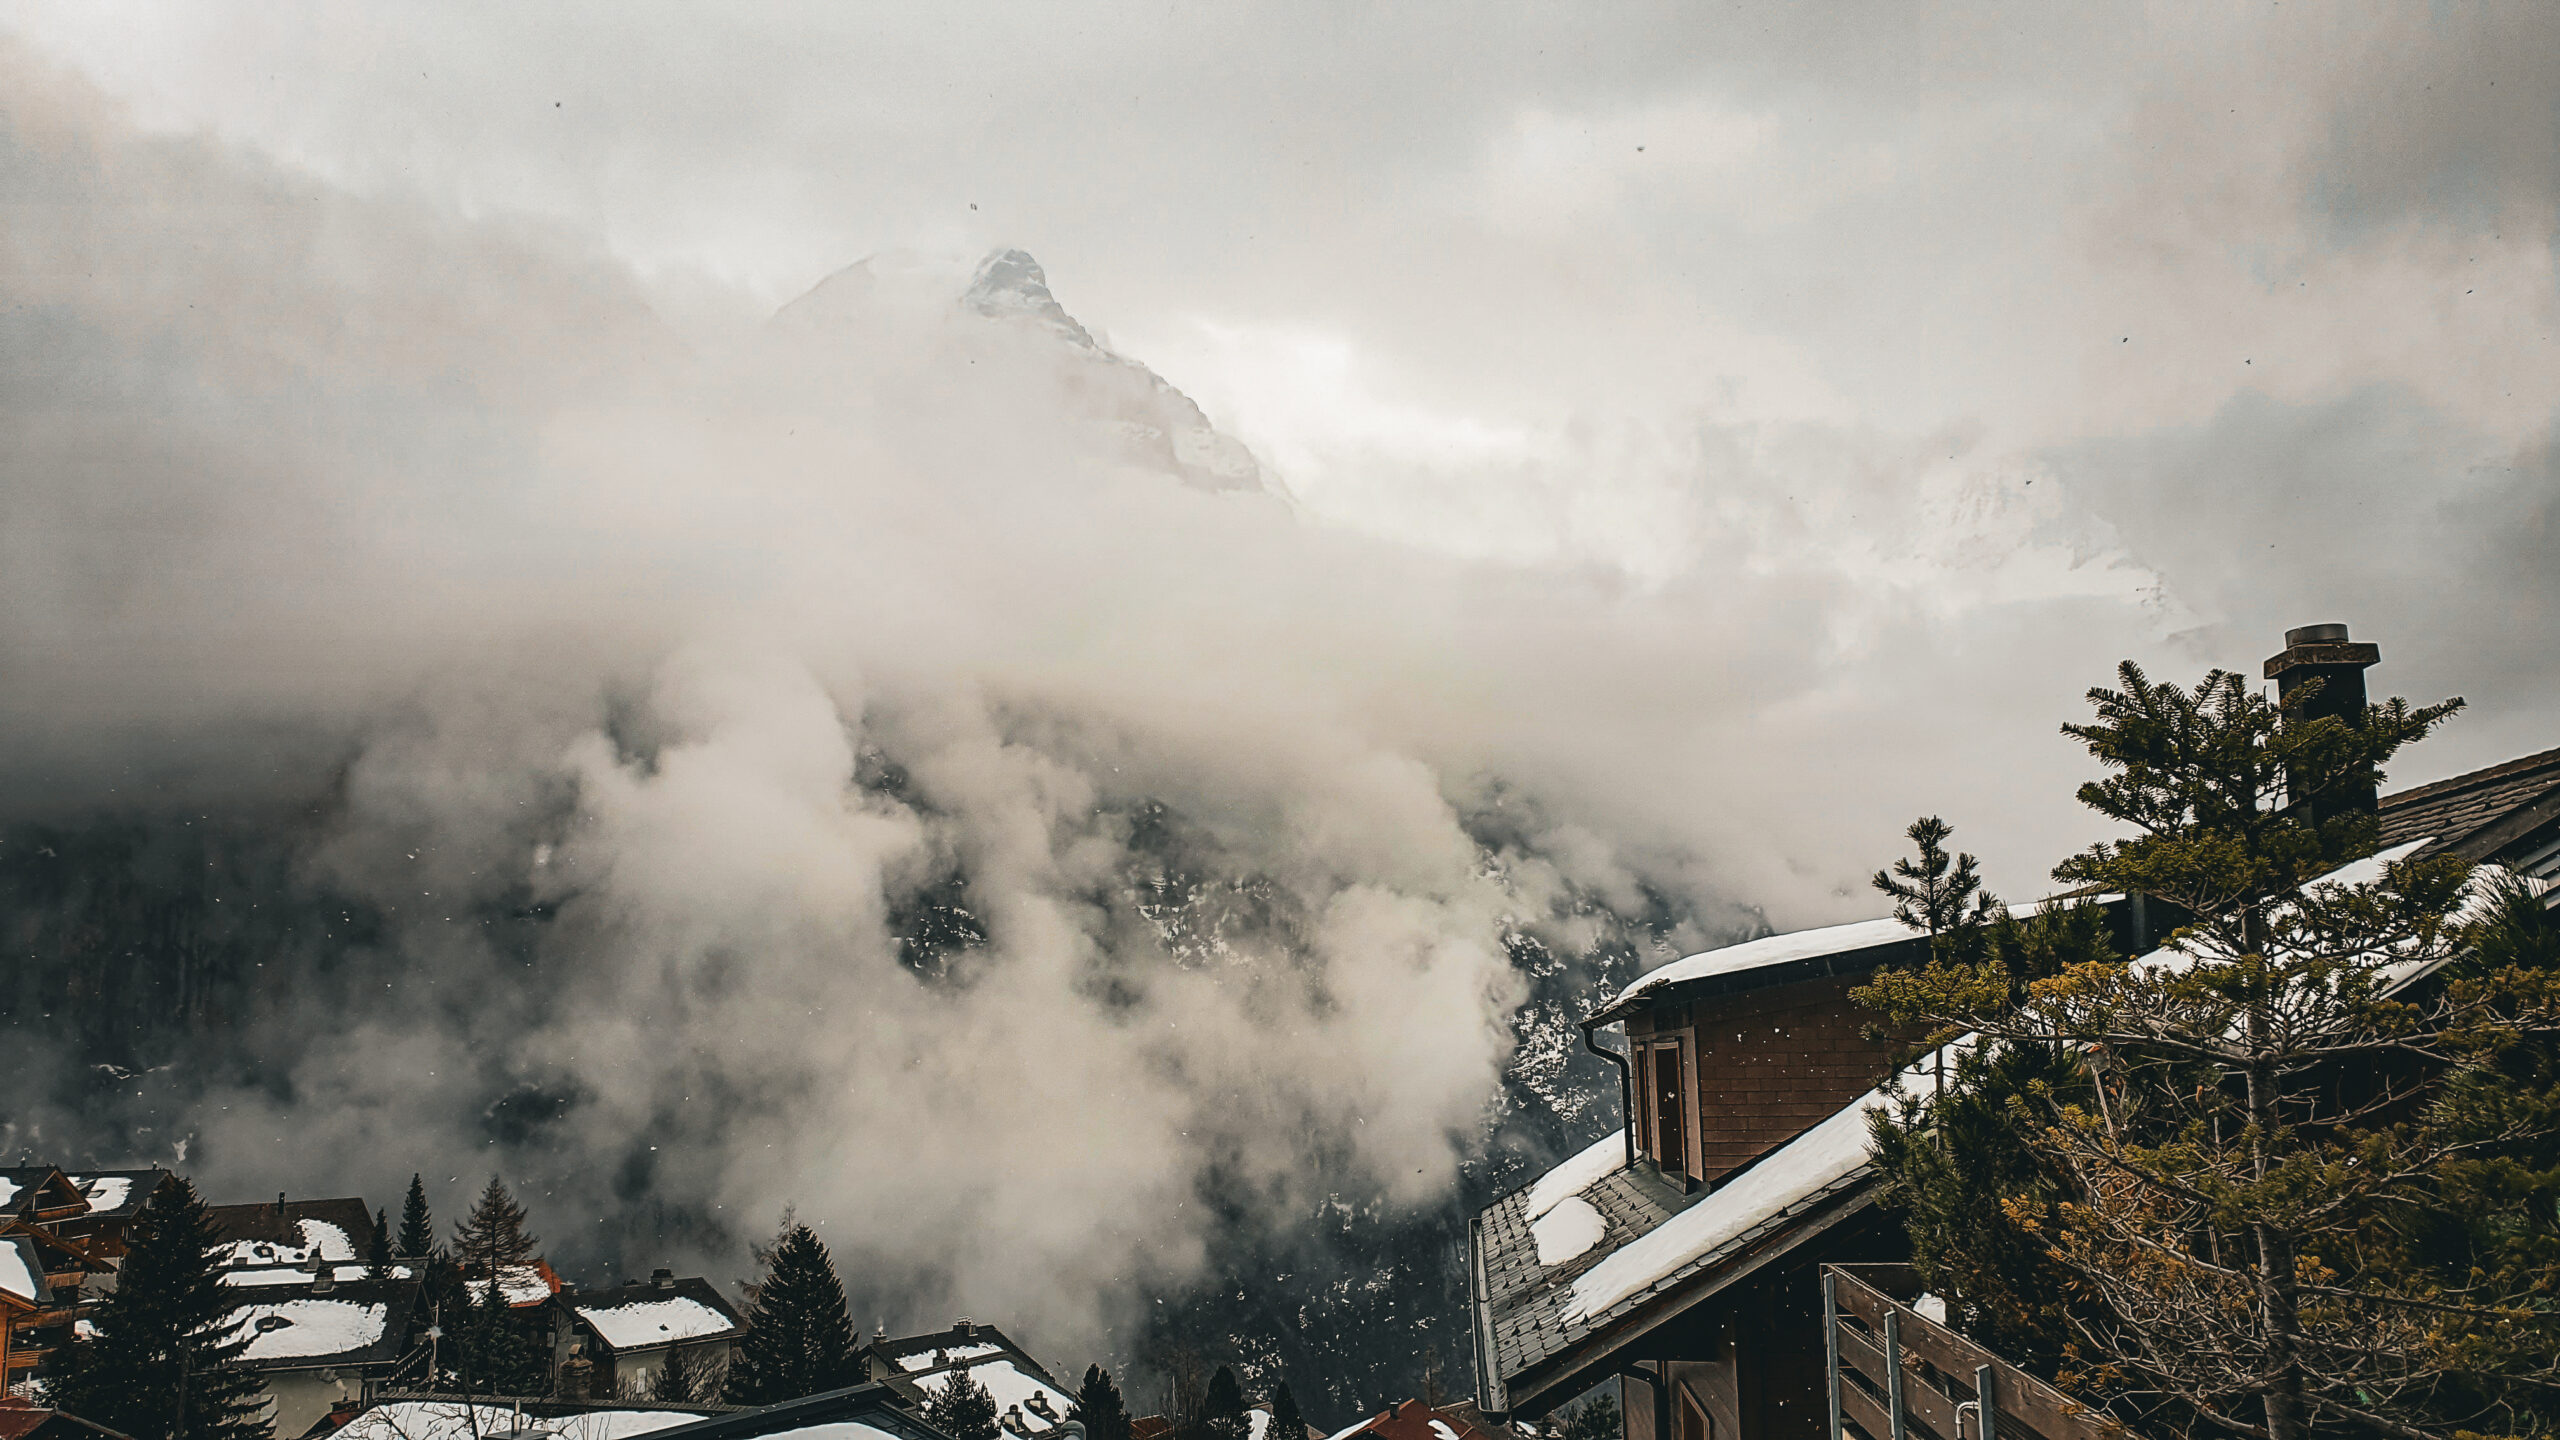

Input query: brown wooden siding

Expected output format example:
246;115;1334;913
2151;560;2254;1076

1684;975;1901;1184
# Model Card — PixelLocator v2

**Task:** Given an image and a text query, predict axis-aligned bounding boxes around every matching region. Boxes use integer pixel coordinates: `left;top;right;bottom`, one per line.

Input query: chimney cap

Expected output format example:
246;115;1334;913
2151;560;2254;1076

650;1267;676;1291
2266;624;2380;680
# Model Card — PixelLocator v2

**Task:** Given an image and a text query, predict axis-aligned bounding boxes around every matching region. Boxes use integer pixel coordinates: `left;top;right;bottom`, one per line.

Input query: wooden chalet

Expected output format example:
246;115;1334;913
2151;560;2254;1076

1467;625;2555;1440
52;1172;175;1283
0;1169;116;1393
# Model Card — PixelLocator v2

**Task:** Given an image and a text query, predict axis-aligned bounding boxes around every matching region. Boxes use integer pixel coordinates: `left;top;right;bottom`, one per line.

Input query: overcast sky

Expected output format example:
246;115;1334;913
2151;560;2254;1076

6;0;2555;884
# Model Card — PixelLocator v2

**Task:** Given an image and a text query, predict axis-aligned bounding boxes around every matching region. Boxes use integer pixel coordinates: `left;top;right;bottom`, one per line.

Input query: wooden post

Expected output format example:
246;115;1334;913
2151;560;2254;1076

1823;1271;1844;1440
1974;1365;1998;1440
1883;1311;1907;1440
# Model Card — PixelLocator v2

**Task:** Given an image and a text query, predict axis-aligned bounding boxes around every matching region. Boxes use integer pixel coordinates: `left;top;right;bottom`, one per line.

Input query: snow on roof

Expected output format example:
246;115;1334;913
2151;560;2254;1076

1530;1197;1607;1268
298;1218;357;1260
1524;1133;1626;1222
1606;896;2129;1015
221;1263;409;1287
1567;1043;1954;1323
0;1178;19;1209
68;1176;132;1214
467;1263;558;1306
230;1297;388;1361
937;1359;1075;1418
726;1427;906;1440
1606;917;1921;1010
218;1217;361;1271
335;1402;708;1440
0;1235;44;1303
895;1341;1003;1372
574;1296;739;1350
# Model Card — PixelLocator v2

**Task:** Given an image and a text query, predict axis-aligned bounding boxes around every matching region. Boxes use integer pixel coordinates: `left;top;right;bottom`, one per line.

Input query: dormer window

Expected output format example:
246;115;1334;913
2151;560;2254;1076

1645;1038;1689;1177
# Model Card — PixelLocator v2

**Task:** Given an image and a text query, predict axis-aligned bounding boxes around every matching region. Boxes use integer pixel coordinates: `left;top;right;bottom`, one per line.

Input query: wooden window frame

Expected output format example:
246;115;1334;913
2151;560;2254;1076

1648;1035;1690;1177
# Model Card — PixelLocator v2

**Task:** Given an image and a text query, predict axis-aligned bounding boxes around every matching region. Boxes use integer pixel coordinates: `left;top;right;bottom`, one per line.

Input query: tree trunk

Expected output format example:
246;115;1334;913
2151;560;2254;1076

2242;917;2305;1440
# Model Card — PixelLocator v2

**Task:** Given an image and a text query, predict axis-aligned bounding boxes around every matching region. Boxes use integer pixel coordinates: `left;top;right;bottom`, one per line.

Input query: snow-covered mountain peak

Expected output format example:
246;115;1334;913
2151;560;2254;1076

962;247;1100;352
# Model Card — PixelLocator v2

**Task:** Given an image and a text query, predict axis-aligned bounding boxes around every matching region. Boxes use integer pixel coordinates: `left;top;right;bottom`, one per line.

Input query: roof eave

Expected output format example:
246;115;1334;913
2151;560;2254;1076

1585;940;1926;1027
1491;1179;1879;1419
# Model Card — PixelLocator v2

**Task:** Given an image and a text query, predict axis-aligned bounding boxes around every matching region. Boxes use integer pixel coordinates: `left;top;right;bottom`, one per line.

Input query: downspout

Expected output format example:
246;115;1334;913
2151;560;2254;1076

1581;1015;1636;1171
1620;1363;1672;1440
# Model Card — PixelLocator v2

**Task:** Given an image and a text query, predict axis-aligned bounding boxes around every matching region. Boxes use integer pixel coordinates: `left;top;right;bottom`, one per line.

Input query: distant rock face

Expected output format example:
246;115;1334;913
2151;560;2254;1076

777;247;1271;495
961;248;1101;352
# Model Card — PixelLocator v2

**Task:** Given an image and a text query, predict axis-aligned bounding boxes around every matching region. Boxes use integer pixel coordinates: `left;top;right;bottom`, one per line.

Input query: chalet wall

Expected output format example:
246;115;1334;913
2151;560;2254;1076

1636;976;1901;1185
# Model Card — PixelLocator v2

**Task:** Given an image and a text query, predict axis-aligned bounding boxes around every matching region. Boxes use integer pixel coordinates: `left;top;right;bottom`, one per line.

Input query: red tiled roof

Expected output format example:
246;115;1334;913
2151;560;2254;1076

1333;1400;1497;1440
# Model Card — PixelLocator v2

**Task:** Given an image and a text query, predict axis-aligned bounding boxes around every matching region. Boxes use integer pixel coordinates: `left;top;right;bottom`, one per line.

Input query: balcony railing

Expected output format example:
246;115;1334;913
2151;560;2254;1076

1823;1265;2128;1440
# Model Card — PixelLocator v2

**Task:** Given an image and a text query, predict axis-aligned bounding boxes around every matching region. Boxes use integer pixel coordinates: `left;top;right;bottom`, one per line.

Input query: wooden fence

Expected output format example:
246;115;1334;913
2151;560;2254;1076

1823;1265;2127;1440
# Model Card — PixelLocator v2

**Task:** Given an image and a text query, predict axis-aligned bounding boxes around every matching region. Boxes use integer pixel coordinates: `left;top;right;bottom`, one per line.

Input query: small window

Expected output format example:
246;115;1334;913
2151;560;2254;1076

1650;1039;1688;1176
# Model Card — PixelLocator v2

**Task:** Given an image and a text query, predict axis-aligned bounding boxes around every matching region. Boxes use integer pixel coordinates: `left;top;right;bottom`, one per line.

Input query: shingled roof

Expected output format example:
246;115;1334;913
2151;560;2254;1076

1468;1110;1885;1417
2380;744;2560;865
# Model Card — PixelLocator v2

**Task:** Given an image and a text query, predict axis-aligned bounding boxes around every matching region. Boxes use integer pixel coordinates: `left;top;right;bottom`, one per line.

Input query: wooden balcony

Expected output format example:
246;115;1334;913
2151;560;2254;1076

1822;1265;2129;1440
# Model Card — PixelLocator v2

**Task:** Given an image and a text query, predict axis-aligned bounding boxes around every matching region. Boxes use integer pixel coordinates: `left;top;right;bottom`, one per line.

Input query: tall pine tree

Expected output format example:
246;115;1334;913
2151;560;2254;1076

722;1223;863;1404
449;1267;544;1395
1263;1381;1307;1440
928;1367;1001;1440
397;1173;434;1258
1073;1365;1134;1440
366;1206;394;1281
1861;661;2560;1440
49;1176;272;1440
450;1174;537;1280
1199;1367;1250;1440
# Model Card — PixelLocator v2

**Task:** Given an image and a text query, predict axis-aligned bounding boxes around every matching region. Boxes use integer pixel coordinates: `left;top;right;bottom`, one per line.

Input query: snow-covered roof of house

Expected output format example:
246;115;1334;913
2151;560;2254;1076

221;1261;411;1287
214;1214;364;1272
637;1380;952;1440
1589;895;2130;1026
333;1403;712;1440
1322;1400;1498;1440
867;1322;1074;1420
205;1196;374;1270
0;1170;86;1221
220;1277;419;1372
1466;1051;1938;1415
59;1171;170;1222
0;1233;50;1307
469;1259;565;1307
568;1277;745;1353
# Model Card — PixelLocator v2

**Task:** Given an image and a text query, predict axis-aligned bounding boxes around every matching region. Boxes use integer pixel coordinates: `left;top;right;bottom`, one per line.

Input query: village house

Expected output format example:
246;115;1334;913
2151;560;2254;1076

0;1169;116;1394
863;1318;1078;1434
1466;626;2558;1440
203;1192;426;1434
549;1269;747;1400
48;1173;174;1290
